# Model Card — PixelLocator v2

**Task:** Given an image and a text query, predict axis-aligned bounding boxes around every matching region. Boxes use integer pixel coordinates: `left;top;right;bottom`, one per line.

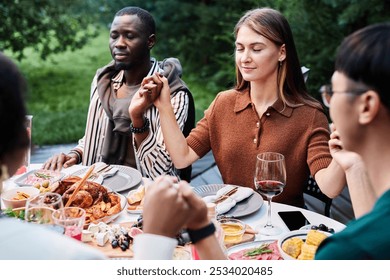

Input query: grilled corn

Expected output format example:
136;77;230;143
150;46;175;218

297;243;317;260
282;237;303;259
306;230;328;246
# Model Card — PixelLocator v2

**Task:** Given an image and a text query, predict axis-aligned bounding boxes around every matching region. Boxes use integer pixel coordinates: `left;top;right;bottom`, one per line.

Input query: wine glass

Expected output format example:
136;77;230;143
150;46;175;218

25;192;63;224
254;152;286;236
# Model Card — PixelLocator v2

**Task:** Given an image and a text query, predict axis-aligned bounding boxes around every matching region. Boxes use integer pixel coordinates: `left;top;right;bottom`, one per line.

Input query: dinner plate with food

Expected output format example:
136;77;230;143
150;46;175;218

193;184;263;218
126;185;145;214
14;169;65;187
50;176;126;227
72;163;142;193
277;229;332;260
227;240;283;260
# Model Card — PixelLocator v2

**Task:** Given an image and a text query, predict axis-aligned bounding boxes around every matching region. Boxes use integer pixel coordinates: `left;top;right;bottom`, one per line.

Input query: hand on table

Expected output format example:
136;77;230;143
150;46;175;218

42;152;78;171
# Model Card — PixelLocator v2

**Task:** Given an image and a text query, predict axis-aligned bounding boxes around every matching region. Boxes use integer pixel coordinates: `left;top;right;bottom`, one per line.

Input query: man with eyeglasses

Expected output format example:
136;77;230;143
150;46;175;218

315;22;390;260
320;84;370;109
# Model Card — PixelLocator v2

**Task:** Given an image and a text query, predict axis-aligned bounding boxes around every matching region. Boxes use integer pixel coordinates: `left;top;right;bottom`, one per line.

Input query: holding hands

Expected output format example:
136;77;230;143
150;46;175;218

142;175;210;238
128;75;162;119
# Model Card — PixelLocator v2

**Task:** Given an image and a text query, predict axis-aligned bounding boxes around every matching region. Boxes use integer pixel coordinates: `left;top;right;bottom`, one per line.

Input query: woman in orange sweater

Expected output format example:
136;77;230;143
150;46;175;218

149;8;345;208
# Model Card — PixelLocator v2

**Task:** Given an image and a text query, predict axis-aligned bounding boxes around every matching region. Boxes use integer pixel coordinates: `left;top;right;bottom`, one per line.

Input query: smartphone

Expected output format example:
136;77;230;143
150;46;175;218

278;211;310;231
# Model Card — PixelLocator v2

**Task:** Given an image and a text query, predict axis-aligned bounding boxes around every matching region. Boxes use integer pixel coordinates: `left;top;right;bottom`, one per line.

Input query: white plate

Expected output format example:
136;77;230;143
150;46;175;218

127;208;143;214
126;189;143;214
14;169;65;187
277;229;332;260
227;240;282;260
193;184;263;218
72;165;142;193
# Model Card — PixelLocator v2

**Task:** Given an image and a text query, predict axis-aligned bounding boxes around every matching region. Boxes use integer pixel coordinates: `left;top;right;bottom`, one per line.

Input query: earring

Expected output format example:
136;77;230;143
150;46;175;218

279;60;283;67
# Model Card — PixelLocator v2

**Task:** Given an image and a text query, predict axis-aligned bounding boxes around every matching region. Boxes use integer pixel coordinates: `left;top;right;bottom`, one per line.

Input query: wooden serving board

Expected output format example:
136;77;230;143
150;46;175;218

86;221;135;259
224;224;256;248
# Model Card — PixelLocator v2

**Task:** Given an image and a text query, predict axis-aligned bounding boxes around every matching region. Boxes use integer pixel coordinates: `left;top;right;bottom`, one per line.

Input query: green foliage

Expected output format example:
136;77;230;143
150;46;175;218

11;31;112;145
0;0;100;60
279;0;390;99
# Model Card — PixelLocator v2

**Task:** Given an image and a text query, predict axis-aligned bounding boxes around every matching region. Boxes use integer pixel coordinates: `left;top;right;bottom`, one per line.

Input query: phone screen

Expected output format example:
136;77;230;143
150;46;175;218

277;211;310;231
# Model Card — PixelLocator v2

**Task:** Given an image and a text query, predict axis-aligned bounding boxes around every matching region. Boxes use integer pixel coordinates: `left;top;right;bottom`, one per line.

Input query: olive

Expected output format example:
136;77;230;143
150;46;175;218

42;180;50;188
122;240;129;249
318;224;328;231
311;225;319;230
328;228;335;234
120;244;127;251
111;239;119;248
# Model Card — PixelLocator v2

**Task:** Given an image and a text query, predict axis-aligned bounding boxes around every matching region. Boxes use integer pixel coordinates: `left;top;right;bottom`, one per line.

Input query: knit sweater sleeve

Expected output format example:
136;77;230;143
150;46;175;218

307;109;332;176
186;93;223;158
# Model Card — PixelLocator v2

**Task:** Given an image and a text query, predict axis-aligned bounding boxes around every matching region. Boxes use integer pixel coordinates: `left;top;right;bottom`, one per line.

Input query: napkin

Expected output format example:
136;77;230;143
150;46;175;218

101;167;119;179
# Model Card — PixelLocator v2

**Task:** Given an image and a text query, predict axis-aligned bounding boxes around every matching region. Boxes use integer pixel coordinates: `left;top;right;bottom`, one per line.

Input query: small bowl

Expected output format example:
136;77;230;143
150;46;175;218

219;218;246;244
1;187;40;209
277;229;331;260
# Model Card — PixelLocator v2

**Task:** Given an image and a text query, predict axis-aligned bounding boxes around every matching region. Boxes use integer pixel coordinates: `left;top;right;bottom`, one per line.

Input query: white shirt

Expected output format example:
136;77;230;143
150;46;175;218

0;218;107;260
133;233;178;260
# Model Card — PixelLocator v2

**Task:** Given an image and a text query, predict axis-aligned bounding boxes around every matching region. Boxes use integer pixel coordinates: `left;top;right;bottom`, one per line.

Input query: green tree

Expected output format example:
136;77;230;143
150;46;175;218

0;0;100;60
277;0;390;99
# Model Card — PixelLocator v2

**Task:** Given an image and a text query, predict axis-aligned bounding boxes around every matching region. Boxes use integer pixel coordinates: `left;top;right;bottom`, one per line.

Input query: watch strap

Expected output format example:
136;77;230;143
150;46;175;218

187;222;216;244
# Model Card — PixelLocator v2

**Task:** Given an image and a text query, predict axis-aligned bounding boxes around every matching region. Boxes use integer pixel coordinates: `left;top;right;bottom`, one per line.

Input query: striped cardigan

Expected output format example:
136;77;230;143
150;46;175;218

73;58;190;179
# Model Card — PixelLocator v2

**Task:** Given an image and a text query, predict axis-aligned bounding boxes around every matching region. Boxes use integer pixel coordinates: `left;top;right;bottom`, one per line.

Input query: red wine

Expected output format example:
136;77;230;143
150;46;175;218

255;180;285;197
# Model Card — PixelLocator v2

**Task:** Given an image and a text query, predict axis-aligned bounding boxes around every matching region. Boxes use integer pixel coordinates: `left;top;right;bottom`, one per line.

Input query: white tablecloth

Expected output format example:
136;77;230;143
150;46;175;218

3;163;346;242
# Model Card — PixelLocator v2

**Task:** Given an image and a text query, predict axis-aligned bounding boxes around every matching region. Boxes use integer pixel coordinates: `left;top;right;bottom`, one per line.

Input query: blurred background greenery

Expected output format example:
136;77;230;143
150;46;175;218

1;0;389;146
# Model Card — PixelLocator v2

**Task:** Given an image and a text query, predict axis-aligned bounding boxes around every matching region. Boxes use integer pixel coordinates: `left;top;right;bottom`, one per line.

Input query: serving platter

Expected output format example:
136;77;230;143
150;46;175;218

14;169;65;187
193;184;263;218
85;191;127;227
72;165;142;193
227;239;282;260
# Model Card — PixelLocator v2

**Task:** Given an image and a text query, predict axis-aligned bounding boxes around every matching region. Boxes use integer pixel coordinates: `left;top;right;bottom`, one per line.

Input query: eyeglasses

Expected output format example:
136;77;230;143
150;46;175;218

320;84;369;108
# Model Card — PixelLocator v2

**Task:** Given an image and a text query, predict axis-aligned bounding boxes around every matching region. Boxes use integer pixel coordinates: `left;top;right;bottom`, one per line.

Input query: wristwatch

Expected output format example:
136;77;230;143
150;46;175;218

187;222;216;244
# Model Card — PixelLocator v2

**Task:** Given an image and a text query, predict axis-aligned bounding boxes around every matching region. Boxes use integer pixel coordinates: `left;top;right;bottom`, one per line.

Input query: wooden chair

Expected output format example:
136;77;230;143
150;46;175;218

304;175;332;217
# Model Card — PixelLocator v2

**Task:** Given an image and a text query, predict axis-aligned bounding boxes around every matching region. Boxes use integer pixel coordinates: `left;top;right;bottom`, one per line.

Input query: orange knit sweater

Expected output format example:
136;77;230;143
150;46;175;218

187;89;331;207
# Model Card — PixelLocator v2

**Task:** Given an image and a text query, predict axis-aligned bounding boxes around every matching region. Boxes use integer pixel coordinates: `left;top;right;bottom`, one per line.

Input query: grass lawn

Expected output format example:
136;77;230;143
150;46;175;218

8;29;216;146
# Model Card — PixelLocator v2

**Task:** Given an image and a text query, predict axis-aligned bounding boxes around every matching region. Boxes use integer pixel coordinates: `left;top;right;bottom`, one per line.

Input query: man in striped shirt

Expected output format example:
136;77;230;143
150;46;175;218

43;7;194;181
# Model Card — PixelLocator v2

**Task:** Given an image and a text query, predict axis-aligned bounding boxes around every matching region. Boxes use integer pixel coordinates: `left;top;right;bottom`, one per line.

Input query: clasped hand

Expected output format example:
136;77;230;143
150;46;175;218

142;176;209;238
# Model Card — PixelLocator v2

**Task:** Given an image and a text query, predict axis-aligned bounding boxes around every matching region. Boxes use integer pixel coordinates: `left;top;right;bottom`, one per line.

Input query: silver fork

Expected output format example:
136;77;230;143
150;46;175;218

88;165;112;180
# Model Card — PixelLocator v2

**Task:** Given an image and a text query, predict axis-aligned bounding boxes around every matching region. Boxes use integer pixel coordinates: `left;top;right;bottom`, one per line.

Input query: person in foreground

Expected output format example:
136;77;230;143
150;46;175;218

43;6;194;181
0;53;106;259
133;176;227;260
149;7;345;208
315;22;390;259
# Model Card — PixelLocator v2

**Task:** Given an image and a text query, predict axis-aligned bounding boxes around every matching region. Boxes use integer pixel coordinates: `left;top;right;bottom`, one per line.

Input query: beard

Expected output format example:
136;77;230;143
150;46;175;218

114;61;132;71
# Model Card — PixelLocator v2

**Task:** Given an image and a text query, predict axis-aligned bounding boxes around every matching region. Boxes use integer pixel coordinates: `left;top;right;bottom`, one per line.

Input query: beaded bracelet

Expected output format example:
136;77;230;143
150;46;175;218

130;117;150;134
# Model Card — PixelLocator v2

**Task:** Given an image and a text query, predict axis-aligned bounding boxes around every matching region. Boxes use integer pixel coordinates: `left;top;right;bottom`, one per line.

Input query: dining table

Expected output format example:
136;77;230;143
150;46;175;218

2;163;346;259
